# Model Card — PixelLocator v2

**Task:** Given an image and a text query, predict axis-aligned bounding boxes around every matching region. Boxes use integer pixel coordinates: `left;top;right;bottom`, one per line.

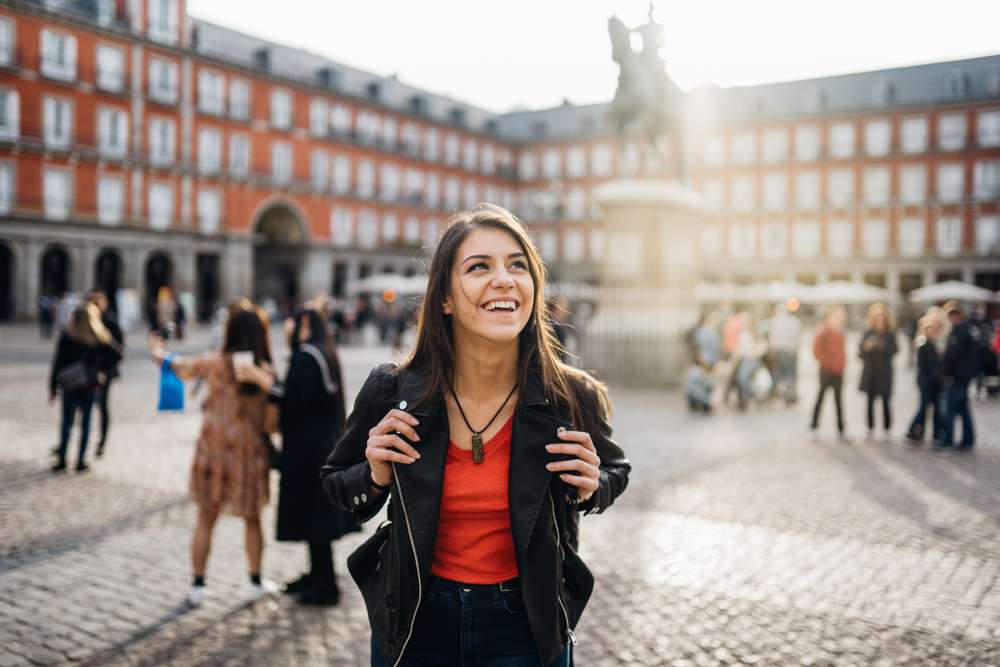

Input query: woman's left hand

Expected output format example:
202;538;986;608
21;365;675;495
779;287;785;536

235;363;273;393
545;430;601;503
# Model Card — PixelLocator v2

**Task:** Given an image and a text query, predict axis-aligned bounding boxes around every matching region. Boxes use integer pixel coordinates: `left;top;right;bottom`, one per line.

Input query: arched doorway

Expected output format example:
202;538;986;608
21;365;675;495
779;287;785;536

0;243;13;320
253;203;306;315
196;253;220;323
40;246;71;297
145;252;174;328
94;248;123;314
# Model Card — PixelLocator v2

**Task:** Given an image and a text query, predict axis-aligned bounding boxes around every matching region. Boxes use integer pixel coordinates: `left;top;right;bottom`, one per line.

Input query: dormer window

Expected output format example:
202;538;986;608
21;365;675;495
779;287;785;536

531;120;547;138
409;95;426;115
366;82;381;101
449;108;466;127
254;48;270;71
946;70;969;100
870;79;893;107
318;67;339;89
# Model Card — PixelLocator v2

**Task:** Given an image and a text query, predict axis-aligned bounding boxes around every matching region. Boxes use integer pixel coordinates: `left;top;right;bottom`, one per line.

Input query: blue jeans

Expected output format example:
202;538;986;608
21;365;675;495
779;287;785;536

907;383;943;440
771;350;798;401
941;381;974;447
57;389;96;465
371;577;572;667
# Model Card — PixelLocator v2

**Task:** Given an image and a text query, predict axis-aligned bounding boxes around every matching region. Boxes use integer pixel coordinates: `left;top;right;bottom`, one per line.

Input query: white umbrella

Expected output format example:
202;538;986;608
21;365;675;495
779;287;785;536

346;273;427;296
909;281;997;303
805;281;892;305
740;281;814;303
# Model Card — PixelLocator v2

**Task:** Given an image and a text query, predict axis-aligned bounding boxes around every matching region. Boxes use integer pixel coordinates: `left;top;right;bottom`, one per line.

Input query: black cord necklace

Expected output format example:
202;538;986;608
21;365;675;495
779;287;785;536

450;382;518;464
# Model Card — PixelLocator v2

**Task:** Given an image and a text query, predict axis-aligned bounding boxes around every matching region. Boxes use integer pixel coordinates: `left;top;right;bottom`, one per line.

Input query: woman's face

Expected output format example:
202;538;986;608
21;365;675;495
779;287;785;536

873;313;886;330
443;227;535;345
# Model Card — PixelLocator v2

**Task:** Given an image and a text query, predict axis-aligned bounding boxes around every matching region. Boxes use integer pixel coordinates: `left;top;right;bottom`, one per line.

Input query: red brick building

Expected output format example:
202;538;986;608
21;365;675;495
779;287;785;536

0;0;997;321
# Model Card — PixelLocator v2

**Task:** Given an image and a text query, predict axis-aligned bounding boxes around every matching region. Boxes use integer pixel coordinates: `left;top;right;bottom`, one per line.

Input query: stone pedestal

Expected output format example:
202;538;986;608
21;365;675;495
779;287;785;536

579;180;705;385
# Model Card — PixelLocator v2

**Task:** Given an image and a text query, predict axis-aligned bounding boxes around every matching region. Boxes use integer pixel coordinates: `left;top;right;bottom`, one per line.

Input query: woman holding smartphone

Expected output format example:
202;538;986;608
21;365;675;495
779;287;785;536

149;303;275;607
321;205;631;666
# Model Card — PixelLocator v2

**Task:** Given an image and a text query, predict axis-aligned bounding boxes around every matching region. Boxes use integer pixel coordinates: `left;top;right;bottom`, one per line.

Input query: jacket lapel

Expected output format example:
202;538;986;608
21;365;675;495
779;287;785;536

509;375;570;562
390;369;447;580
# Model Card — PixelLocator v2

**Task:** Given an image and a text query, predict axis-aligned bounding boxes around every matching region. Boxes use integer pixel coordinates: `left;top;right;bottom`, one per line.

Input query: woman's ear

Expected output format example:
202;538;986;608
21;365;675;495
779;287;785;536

442;298;452;315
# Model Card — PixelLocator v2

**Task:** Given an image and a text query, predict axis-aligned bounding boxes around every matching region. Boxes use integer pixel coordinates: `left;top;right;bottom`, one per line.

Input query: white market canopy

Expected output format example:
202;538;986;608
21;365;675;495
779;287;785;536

694;280;891;305
909;281;997;303
804;281;893;305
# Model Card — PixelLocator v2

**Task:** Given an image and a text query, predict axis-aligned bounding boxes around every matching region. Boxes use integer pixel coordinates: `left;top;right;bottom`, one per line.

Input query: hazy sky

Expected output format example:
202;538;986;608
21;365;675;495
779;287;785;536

188;1;1000;113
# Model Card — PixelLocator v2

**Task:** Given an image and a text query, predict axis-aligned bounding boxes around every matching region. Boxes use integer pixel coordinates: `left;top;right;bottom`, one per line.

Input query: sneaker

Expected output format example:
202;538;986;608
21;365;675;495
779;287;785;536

187;585;205;608
75;462;90;473
904;432;922;445
245;579;278;602
96;443;105;459
51;461;67;473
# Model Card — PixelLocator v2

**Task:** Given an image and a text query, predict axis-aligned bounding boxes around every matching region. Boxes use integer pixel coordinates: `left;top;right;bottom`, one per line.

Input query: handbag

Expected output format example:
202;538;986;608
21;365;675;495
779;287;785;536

157;358;185;411
56;361;90;391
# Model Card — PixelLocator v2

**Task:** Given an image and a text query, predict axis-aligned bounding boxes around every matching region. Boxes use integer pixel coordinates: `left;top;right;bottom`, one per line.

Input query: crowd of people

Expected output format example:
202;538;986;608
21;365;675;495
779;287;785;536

685;298;998;451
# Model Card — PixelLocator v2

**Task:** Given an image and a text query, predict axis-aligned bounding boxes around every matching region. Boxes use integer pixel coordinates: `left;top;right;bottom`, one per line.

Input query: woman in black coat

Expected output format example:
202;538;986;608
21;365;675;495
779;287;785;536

49;303;120;472
239;308;359;605
859;303;898;441
905;311;946;443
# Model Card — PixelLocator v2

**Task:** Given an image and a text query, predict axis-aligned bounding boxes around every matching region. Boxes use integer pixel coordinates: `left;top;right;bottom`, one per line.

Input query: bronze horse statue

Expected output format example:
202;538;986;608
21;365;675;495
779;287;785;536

607;14;686;180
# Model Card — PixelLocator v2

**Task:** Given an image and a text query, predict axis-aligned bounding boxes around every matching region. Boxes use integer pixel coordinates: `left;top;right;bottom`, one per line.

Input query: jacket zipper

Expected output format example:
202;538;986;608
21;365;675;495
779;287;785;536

390;462;422;667
549;493;579;647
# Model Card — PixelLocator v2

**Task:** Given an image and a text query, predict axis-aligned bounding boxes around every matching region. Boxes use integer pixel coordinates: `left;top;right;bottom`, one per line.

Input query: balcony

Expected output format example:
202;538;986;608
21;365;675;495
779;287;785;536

39;56;76;83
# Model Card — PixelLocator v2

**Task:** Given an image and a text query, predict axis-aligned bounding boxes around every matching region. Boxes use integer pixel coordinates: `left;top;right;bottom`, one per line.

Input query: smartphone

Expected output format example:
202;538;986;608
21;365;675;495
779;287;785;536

232;351;254;369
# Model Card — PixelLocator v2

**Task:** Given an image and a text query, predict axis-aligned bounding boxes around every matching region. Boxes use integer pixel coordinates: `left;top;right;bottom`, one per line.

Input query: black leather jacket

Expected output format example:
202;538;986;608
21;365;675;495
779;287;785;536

320;363;631;666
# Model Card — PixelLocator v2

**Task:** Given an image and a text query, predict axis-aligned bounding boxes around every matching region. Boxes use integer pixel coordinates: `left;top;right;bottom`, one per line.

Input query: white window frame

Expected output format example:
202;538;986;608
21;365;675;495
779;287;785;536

197;188;221;235
702;135;725;167
358;209;377;249
96;44;125;93
229;133;250;178
97;174;125;225
148;117;176;166
519;152;537;180
310;149;329;192
900;116;928;154
760;221;788;259
309;98;329;137
762;173;787;212
228;79;250;121
97;106;128;159
148;57;179;105
863;166;891;207
977;110;1000;148
357;160;375;199
481;144;496;175
728;222;756;259
0;88;20;141
379;163;400;203
444;134;460;166
270;88;292;130
147;0;179;46
43;167;73;221
900;164;927;205
794;125;820;162
731;131;757;165
731;175;755;213
936;216;963;256
197;69;225;116
271;142;293;185
829;122;855;159
792;220;820;259
40;29;77;82
975;216;1000;255
331;104;352;136
0;18;13;67
197;127;222;175
795;171;820;210
936;163;964;203
762;128;789;164
862;218;889;258
592;144;613;177
827;168;854;208
0;161;14;214
332;154;351;195
938;113;967;151
974;160;1000;201
827;219;854;259
43;96;73;150
898;218;926;258
148;181;174;230
330;207;353;248
864;119;891;157
464;141;479;172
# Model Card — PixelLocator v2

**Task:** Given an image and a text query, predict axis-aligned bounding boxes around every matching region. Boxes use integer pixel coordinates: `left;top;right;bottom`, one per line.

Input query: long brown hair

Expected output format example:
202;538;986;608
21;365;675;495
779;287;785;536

404;204;609;429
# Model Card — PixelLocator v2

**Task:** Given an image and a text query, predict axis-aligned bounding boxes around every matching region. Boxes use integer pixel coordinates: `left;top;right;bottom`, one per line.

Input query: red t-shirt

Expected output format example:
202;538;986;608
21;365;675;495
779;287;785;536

430;416;519;584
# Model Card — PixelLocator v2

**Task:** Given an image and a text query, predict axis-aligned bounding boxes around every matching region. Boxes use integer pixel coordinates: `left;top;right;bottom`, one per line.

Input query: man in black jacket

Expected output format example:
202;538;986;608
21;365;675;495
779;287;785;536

87;289;125;458
935;304;981;451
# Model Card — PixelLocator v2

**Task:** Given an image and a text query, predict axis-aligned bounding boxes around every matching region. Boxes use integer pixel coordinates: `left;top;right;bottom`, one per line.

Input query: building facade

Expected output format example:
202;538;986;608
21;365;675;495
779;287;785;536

0;0;997;321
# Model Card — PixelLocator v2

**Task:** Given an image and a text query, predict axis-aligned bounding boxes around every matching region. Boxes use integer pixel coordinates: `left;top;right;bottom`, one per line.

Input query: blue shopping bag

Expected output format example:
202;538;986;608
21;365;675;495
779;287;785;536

158;356;184;411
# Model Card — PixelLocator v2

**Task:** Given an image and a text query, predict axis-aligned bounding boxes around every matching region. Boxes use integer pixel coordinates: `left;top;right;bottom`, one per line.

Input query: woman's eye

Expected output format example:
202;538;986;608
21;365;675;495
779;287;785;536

466;262;489;272
510;261;528;270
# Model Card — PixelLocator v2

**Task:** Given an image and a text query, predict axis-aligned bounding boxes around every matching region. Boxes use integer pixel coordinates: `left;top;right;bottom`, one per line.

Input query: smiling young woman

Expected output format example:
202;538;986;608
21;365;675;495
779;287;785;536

321;204;631;667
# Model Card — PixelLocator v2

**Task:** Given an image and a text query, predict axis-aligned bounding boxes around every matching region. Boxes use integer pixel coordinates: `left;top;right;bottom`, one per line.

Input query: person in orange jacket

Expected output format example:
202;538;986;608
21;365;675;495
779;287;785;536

810;305;850;442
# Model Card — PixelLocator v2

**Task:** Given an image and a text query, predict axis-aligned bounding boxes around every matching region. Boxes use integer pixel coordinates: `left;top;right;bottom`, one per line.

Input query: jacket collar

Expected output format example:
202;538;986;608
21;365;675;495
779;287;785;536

395;365;550;416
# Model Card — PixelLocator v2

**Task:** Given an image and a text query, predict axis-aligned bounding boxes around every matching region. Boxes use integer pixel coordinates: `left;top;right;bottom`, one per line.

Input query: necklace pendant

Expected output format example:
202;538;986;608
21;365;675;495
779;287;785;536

471;433;484;464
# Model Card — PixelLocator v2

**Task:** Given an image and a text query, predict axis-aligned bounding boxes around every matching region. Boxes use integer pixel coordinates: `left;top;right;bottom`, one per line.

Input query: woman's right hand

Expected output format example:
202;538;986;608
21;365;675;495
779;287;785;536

148;333;167;363
366;409;421;488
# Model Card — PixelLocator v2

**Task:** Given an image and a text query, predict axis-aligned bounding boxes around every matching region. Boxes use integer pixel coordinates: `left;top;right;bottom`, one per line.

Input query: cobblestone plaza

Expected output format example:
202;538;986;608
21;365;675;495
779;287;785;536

1;325;999;666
